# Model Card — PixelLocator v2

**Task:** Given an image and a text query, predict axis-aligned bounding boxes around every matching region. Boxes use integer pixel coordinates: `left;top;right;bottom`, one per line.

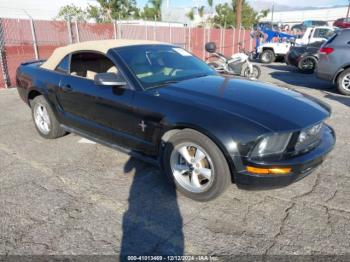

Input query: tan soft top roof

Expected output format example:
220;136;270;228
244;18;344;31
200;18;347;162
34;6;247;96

41;39;168;70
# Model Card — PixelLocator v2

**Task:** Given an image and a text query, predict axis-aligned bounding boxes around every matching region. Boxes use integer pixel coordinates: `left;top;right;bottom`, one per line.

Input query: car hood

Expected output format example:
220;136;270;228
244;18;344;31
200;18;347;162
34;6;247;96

157;75;330;132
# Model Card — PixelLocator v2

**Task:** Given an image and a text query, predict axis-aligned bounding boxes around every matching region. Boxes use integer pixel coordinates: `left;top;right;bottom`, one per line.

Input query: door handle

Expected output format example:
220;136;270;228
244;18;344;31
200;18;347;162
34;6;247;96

62;85;73;92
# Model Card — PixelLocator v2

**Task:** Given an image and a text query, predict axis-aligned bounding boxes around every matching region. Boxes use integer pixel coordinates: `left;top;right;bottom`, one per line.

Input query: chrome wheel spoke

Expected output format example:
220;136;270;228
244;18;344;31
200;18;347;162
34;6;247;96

34;104;51;135
178;146;192;164
190;172;201;188
343;75;350;90
170;142;215;193
174;164;189;175
38;107;44;117
197;167;212;179
194;148;205;164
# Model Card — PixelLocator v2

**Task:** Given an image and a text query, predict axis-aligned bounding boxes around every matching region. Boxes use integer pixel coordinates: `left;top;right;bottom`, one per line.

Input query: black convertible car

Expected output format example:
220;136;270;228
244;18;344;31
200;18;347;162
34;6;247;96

286;41;325;73
16;40;335;201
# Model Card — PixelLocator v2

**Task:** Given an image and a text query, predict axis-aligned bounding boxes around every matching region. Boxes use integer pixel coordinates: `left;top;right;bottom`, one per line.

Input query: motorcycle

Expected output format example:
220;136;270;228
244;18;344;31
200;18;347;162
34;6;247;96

205;42;261;79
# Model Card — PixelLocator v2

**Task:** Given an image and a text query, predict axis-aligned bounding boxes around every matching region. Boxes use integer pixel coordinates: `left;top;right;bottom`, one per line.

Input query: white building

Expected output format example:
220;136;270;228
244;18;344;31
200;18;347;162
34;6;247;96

260;6;349;25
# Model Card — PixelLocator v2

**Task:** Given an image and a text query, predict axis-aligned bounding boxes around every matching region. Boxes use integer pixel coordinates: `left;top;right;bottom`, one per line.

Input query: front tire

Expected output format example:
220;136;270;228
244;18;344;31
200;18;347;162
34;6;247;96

337;68;350;96
31;95;66;139
162;129;231;201
260;49;275;64
243;65;261;79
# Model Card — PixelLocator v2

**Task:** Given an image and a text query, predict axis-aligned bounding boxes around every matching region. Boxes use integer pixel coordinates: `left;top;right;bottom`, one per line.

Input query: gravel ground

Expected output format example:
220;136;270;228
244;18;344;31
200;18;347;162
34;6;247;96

0;63;349;260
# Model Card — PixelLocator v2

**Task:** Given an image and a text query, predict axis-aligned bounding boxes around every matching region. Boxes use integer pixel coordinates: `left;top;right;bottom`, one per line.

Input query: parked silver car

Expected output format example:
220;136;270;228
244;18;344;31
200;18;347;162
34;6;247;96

315;29;350;95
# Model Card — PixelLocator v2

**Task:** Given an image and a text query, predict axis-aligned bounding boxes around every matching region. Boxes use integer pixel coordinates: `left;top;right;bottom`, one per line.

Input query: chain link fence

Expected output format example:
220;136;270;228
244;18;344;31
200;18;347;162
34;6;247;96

0;17;255;88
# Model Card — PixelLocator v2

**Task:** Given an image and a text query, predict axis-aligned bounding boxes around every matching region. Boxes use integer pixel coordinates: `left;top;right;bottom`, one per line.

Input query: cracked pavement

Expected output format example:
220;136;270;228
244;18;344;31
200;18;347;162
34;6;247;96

0;63;349;257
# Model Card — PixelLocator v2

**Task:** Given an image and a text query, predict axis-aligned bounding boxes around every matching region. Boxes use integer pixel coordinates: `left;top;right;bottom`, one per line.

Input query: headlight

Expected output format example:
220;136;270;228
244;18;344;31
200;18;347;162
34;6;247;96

295;122;323;152
250;133;292;158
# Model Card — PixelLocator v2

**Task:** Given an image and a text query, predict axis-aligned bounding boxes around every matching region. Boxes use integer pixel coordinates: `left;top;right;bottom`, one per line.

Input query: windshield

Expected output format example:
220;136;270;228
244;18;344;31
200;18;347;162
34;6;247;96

116;45;216;89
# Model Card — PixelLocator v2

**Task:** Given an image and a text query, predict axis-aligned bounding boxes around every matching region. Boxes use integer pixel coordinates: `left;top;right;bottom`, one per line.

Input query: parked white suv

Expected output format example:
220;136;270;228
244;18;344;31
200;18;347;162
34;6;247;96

258;27;335;63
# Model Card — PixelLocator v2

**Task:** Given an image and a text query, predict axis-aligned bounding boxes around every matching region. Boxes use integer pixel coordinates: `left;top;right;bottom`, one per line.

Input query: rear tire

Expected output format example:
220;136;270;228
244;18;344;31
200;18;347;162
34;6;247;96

298;56;317;74
337;68;350;96
31;95;66;139
260;49;275;64
162;129;231;201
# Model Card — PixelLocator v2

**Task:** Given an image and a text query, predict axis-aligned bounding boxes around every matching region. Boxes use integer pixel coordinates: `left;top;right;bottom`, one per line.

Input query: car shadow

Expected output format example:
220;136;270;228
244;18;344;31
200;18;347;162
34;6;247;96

267;65;336;92
265;64;297;72
119;155;184;260
324;93;350;108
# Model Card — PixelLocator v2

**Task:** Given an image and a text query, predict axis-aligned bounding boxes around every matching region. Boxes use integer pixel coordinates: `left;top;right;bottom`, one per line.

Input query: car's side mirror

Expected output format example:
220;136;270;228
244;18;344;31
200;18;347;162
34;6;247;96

94;72;127;87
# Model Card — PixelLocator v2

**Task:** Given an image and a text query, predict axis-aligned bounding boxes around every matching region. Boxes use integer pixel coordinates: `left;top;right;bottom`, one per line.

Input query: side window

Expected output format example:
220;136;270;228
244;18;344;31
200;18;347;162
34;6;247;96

314;29;333;39
70;52;119;80
55;55;70;74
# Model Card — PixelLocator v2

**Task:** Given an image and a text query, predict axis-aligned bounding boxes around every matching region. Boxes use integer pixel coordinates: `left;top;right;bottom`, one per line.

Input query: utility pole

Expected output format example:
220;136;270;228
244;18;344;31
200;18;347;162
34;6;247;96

346;0;350;21
271;0;275;23
236;0;242;29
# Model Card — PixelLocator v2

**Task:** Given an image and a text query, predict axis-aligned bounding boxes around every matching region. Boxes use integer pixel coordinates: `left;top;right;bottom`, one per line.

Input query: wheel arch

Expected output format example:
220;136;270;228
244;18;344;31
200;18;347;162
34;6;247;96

262;47;275;53
27;89;43;107
333;64;350;84
159;125;237;183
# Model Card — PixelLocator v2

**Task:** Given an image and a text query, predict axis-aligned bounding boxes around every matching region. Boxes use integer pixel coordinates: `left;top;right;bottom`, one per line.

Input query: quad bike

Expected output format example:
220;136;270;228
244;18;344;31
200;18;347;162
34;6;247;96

205;42;261;79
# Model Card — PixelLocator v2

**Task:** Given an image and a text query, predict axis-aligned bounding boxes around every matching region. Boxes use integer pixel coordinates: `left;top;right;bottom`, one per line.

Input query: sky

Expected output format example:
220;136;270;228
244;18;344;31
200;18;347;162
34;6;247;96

0;0;348;19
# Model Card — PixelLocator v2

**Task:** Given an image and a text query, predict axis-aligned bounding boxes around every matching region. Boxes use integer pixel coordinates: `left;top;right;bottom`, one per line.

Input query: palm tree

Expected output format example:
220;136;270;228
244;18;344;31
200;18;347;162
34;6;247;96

207;0;213;14
186;8;195;21
198;6;205;18
148;0;162;20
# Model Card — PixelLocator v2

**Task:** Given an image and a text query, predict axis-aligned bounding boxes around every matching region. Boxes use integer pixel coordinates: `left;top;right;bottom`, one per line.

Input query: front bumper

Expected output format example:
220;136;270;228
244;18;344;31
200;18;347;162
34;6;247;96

235;125;335;190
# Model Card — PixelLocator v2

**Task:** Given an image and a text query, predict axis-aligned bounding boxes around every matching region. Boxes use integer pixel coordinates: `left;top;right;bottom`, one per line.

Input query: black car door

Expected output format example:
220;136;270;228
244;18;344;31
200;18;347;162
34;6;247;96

56;51;141;149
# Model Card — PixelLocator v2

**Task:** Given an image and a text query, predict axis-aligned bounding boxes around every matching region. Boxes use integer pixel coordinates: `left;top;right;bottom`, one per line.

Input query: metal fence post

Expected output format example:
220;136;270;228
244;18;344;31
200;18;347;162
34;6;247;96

113;20;117;39
0;18;10;88
75;21;80;43
145;22;148;40
118;22;122;39
229;25;235;54
153;18;156;41
249;27;253;51
67;20;72;44
202;25;206;60
238;26;241;48
220;25;224;53
30;19;39;59
188;25;191;52
169;23;172;43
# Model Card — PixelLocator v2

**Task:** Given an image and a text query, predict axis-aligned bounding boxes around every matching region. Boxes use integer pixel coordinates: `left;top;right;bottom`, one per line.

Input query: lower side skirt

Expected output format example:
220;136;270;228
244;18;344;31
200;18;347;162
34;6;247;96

60;124;161;167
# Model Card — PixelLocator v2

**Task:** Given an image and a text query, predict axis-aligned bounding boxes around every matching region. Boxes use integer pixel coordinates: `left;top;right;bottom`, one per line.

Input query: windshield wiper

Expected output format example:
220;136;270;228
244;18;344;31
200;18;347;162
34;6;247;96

191;73;211;79
148;80;180;89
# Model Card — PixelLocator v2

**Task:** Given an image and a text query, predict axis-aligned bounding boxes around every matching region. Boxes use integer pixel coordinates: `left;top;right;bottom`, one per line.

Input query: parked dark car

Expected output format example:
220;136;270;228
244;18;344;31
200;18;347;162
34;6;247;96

333;17;350;29
292;20;329;32
16;40;335;201
286;41;325;73
315;29;350;95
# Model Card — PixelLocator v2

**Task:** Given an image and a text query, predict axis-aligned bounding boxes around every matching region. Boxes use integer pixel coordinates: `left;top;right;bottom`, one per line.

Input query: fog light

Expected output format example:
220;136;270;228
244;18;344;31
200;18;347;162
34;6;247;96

246;166;292;175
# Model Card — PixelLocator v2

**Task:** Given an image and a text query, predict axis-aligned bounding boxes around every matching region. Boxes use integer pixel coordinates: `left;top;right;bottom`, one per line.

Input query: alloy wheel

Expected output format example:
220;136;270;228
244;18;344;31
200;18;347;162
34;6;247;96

34;103;51;135
342;74;350;91
301;58;315;70
170;143;214;193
